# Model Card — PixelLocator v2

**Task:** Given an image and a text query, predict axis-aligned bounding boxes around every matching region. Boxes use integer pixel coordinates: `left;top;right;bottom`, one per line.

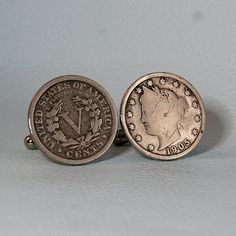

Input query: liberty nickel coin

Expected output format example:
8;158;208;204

27;75;118;165
120;72;206;160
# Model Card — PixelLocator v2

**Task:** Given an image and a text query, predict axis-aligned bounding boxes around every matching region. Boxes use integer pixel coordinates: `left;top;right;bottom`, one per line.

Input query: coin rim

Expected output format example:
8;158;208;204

120;72;206;160
28;75;118;165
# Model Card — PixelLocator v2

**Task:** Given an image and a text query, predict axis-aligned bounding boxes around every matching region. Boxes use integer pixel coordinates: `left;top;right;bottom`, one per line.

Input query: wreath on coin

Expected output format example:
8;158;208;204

45;96;102;151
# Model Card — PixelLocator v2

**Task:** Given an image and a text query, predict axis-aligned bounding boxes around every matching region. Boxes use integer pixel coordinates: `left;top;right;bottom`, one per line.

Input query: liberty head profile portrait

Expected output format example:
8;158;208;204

139;85;189;151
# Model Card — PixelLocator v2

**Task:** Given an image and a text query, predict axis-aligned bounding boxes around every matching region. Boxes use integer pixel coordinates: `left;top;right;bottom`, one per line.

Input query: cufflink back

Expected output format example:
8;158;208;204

25;75;118;165
120;72;206;160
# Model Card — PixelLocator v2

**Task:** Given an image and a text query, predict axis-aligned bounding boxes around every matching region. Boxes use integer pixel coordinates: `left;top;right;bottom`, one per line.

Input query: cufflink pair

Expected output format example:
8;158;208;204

25;72;205;165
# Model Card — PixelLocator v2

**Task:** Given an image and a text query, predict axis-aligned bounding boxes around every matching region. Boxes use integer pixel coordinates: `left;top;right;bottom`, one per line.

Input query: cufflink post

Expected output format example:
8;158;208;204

114;129;129;146
24;135;38;150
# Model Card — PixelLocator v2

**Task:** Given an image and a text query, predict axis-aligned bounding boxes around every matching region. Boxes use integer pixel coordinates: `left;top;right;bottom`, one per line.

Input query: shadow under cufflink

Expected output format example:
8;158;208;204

93;129;130;164
93;144;130;164
187;97;233;158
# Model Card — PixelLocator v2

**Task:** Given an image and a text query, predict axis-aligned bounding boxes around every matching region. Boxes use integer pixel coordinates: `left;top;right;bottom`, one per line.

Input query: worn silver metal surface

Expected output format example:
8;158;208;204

121;72;206;160
27;75;118;165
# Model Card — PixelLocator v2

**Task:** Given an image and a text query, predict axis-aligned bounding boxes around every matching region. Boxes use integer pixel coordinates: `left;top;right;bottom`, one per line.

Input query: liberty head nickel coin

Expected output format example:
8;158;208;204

28;75;118;165
120;72;206;160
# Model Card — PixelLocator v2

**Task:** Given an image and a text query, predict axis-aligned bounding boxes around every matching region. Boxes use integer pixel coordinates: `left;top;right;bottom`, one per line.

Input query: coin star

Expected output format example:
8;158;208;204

129;98;136;106
135;87;142;94
173;81;180;88
128;123;135;131
159;78;166;85
147;80;153;86
192;128;198;136
184;89;191;96
127;111;133;118
147;144;155;152
135;135;142;142
194;115;201;122
192;101;198;109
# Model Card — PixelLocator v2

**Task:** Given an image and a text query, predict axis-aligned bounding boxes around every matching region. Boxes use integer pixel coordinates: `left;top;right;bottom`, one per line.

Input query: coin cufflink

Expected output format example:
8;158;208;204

120;72;206;160
25;72;206;164
25;75;118;165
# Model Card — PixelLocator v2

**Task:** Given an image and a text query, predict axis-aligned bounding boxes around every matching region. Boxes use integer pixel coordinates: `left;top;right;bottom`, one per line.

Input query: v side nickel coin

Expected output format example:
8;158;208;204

27;75;118;165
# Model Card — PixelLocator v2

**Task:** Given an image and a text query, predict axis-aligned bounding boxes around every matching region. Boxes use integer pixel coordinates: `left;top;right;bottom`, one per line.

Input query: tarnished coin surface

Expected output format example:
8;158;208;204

120;72;205;160
28;75;117;165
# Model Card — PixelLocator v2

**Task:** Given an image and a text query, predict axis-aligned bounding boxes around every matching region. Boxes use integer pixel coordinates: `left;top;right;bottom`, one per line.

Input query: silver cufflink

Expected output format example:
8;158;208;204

25;75;118;165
